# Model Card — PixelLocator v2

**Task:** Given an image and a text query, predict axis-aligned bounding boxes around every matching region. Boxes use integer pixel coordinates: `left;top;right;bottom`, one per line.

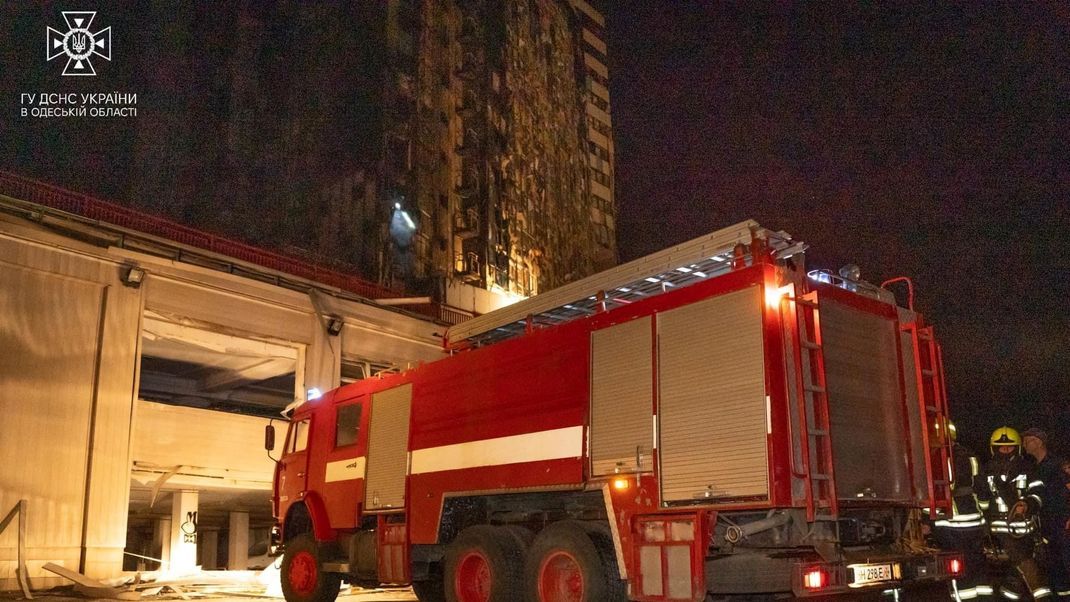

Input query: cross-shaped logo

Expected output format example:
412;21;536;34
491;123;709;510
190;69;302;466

46;12;111;76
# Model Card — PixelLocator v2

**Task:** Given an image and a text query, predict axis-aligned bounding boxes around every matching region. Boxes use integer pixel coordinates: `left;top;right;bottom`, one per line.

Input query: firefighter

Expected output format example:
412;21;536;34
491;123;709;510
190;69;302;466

1022;428;1070;598
936;421;989;600
979;426;1050;599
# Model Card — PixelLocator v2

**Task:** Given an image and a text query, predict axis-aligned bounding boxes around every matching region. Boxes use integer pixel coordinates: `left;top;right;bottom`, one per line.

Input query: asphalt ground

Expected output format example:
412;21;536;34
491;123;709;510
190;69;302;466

0;587;419;602
0;586;957;602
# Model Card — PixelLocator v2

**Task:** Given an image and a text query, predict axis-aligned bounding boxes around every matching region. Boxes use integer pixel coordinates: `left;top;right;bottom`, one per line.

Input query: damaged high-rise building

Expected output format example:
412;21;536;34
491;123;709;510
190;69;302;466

315;0;619;302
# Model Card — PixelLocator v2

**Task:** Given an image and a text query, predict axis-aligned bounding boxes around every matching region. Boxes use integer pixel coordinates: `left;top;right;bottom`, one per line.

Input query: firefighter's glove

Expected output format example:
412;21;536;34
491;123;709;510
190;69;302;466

1010;501;1028;520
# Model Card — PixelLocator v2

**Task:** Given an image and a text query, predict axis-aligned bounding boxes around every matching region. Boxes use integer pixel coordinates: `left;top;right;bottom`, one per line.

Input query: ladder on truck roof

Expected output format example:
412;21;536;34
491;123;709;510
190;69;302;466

445;220;806;349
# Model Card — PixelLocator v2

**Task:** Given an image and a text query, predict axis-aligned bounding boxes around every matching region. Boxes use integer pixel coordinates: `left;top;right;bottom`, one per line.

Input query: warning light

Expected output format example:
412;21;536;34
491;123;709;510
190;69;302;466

611;477;631;491
764;284;794;310
803;568;827;590
948;557;963;576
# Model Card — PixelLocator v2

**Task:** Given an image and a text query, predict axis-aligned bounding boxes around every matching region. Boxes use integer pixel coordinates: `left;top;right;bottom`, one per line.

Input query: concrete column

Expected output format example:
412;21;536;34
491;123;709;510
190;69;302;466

170;490;199;572
152;517;171;570
199;529;219;570
227;511;250;570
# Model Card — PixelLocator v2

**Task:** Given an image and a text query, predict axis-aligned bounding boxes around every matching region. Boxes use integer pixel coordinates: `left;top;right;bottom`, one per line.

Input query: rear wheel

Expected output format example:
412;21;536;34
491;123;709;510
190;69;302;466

524;521;625;602
280;533;342;602
444;525;527;602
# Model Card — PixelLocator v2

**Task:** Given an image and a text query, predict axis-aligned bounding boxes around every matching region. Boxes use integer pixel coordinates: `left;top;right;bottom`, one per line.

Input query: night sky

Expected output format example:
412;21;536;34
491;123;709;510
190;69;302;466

2;3;1068;454
607;3;1070;453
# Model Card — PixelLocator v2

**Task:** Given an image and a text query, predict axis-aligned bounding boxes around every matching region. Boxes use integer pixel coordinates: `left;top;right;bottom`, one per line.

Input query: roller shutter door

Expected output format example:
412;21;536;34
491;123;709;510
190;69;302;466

658;286;768;502
364;383;412;510
820;300;912;501
590;316;653;476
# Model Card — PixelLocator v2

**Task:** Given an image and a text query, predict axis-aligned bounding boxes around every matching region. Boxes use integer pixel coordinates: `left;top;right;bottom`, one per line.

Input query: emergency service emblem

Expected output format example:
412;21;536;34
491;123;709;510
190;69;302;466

46;12;111;76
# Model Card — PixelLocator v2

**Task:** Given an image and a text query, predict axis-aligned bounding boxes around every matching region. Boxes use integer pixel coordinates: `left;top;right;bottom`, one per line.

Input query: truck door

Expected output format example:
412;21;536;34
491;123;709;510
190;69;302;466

656;285;770;503
590;316;655;476
363;383;413;585
279;417;312;507
321;395;368;528
364;383;412;511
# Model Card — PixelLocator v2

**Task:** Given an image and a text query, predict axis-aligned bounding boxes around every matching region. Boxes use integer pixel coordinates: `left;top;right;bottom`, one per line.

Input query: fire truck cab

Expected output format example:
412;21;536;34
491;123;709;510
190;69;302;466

268;221;963;601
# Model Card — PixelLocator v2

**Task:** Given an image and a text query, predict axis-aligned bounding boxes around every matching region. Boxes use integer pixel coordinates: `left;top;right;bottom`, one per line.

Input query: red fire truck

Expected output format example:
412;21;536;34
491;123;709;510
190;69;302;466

267;221;964;601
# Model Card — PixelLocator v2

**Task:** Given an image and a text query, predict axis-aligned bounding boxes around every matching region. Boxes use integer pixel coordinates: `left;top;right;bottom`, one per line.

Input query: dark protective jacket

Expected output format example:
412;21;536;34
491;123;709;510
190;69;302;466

935;442;984;528
1033;453;1069;533
978;453;1043;536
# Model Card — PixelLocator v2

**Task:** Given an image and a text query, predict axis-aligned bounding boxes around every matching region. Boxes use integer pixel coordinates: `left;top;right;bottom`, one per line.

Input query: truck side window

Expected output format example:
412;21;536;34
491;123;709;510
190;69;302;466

289;419;310;453
335;403;361;448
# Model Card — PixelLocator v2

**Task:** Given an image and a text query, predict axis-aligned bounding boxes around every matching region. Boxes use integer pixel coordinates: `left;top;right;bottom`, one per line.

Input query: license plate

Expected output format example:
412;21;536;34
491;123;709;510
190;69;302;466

850;562;898;587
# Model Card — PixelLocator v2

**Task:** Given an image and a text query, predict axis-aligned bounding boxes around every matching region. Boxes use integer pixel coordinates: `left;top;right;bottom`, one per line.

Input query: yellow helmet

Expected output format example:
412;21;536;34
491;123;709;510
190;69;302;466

990;426;1021;456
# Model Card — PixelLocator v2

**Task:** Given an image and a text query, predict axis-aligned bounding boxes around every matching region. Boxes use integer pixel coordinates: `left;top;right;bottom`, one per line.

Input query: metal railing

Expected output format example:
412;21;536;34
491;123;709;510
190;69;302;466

806;269;897;305
0;171;476;326
0;170;404;301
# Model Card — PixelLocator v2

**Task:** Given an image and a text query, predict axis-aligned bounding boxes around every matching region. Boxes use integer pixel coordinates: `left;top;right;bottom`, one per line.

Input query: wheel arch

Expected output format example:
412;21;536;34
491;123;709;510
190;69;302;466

284;494;336;543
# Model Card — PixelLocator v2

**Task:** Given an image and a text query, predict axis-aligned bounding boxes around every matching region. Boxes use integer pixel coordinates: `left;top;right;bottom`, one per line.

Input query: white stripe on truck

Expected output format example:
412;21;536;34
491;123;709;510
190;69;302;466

325;456;367;483
410;426;584;475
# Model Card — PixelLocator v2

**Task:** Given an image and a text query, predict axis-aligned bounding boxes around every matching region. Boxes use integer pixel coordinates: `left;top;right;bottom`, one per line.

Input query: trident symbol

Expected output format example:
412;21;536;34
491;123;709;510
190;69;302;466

70;33;88;55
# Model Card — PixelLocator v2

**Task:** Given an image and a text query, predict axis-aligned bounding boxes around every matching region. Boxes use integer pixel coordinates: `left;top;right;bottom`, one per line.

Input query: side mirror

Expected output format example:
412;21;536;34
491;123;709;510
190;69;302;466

264;425;276;451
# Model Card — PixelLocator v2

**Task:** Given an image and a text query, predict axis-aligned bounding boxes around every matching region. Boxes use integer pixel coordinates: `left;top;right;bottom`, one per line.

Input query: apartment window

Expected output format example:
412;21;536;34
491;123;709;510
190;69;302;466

589;141;610;161
580;13;606;40
589;91;609;112
585;42;607;65
590;167;611;187
590;192;612;214
589;118;611;137
594;223;609;246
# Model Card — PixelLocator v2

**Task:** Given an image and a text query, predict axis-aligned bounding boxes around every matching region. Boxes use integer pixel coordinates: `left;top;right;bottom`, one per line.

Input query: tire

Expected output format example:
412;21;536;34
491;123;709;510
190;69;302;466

279;533;342;602
524;521;626;602
444;525;527;602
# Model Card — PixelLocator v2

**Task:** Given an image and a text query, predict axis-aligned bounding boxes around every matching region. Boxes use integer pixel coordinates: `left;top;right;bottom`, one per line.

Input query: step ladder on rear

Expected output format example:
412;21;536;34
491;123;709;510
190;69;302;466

911;325;953;517
794;291;839;522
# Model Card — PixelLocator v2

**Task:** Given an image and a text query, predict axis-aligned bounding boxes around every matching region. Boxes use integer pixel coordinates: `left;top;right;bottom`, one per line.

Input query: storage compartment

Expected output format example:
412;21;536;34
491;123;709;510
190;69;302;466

819;300;912;501
657;285;768;503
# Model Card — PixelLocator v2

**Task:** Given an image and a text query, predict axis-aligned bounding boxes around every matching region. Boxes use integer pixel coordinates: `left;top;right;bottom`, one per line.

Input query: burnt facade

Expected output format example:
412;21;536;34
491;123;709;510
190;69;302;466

324;0;619;297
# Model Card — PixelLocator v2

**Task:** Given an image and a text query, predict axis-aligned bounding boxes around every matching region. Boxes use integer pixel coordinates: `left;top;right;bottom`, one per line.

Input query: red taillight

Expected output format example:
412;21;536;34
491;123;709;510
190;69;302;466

803;568;828;589
948;557;963;576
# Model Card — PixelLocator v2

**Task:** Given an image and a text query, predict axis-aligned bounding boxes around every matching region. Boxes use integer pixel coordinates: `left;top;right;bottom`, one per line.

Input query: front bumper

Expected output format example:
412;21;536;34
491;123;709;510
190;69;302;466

791;551;964;597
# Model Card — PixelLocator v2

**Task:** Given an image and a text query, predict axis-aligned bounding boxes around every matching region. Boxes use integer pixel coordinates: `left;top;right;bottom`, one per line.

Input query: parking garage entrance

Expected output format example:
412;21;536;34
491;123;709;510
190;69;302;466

126;313;300;572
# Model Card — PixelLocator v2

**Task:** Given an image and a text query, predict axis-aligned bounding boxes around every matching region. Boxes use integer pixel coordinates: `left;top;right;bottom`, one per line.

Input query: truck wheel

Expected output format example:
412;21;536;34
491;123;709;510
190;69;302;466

524;521;626;602
280;533;342;602
444;525;526;602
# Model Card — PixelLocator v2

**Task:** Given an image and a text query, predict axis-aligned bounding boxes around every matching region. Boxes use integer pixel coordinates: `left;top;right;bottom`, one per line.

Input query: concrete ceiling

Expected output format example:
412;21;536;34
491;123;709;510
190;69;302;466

139;318;298;416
